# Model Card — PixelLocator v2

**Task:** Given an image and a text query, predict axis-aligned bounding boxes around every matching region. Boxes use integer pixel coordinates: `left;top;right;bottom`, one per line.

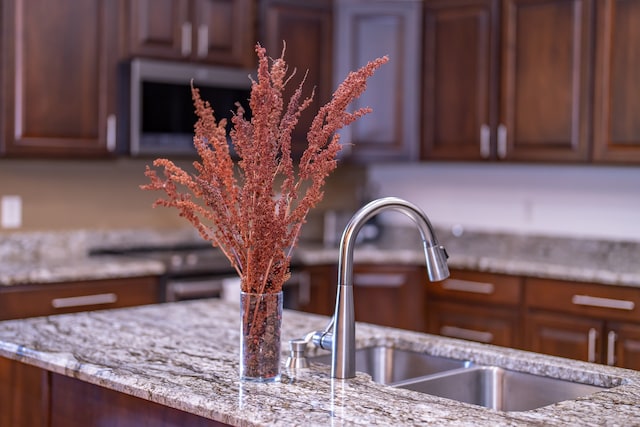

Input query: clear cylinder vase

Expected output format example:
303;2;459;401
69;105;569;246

240;291;283;382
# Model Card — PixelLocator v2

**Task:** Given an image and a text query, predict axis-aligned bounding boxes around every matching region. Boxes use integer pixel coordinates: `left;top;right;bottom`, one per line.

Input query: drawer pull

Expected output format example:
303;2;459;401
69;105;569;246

51;293;118;309
440;325;493;343
353;273;405;287
442;279;494;295
607;330;617;366
587;328;597;363
571;294;635;311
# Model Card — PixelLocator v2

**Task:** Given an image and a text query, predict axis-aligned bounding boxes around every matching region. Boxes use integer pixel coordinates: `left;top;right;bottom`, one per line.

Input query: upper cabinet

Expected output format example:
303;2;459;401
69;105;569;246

0;0;120;157
125;0;256;67
422;0;593;162
259;0;333;155
592;0;640;163
422;0;500;161
333;0;422;163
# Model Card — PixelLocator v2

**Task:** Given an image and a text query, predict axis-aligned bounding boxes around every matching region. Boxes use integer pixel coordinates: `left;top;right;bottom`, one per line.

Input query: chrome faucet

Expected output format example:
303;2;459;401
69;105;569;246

306;197;450;379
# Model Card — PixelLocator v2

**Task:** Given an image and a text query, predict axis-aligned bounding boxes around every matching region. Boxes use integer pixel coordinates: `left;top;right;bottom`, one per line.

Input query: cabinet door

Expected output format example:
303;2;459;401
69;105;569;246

500;0;593;161
352;265;425;331
192;0;255;67
334;0;422;162
427;301;521;347
592;0;640;163
526;311;603;363
609;322;640;371
286;265;336;316
1;0;119;157
260;0;333;156
422;0;500;160
127;0;190;59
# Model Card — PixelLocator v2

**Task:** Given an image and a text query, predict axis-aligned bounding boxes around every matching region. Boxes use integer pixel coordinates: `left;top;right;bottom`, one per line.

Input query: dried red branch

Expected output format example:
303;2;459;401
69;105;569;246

141;43;388;295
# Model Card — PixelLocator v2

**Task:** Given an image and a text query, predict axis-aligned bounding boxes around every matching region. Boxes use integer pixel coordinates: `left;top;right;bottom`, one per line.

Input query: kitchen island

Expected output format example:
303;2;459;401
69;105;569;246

1;299;639;426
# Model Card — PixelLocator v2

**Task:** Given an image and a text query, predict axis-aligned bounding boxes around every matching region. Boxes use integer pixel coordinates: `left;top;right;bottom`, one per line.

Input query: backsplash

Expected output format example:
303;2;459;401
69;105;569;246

368;162;640;243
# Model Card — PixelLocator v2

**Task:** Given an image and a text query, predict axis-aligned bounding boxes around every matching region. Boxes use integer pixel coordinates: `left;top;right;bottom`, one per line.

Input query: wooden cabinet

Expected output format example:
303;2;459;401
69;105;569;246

425;269;524;348
285;265;336;316
0;276;161;321
525;277;640;370
352;264;426;331
422;0;500;161
333;0;422;162
592;0;640;163
0;357;226;427
0;0;120;157
259;0;333;156
422;0;593;162
125;0;255;67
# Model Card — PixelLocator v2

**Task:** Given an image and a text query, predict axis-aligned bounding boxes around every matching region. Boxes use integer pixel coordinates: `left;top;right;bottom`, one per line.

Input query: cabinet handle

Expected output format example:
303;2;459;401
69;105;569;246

571;294;635;311
497;124;507;159
587;327;597;363
440;325;493;343
606;330;617;366
181;22;192;56
442;279;494;295
353;273;405;287
51;293;118;309
106;114;116;152
480;124;491;159
196;25;208;58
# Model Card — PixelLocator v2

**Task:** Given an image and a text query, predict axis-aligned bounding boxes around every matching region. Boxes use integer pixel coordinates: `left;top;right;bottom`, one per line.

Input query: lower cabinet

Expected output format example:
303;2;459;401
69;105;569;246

0;276;161;320
525;277;640;370
297;264;640;371
352;264;426;331
425;270;523;348
0;358;226;427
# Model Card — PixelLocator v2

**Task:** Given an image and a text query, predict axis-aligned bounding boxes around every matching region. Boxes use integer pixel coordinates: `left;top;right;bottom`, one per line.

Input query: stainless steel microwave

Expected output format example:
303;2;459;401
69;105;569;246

119;58;253;157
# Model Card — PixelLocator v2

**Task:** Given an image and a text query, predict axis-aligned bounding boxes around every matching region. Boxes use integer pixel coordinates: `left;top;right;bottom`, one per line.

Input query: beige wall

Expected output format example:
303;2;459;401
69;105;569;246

0;158;366;232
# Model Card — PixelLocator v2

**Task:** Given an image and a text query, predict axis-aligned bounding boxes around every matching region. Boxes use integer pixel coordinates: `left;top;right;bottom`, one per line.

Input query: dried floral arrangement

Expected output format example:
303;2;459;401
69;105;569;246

141;44;387;296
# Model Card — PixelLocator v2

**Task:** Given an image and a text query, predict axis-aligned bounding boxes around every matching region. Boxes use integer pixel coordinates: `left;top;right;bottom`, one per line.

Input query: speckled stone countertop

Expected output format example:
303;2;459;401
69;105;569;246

1;226;639;287
0;299;638;426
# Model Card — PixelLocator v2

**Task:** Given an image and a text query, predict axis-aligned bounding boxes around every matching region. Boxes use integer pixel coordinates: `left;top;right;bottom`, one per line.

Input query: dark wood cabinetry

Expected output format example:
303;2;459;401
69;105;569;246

125;0;255;67
353;264;426;331
0;276;161;321
422;0;500;161
425;270;523;348
525;277;640;370
259;0;333;155
422;0;593;162
0;0;120;157
334;0;422;162
592;0;640;163
0;358;226;427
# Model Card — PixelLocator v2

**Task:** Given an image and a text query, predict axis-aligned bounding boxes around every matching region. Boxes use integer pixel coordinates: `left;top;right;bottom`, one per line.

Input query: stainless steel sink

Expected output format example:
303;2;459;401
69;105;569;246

395;366;609;412
308;346;472;385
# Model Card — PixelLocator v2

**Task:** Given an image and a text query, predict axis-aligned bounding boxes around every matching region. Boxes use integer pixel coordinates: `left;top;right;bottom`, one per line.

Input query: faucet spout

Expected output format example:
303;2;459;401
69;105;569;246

315;197;450;379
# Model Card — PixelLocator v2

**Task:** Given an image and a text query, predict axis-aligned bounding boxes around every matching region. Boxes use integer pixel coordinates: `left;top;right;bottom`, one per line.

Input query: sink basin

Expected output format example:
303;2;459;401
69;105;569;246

308;346;472;384
395;366;609;412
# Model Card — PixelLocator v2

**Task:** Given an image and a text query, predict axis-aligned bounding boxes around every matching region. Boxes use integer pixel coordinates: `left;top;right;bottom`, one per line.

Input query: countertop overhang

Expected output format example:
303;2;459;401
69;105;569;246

0;299;639;426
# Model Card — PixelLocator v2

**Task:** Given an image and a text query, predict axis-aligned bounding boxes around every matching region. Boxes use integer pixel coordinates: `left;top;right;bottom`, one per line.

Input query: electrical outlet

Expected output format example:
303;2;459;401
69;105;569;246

1;195;22;228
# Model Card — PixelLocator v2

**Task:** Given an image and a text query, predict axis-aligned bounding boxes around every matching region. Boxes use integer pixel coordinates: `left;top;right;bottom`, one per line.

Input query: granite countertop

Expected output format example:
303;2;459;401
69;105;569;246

0;299;638;426
1;227;639;287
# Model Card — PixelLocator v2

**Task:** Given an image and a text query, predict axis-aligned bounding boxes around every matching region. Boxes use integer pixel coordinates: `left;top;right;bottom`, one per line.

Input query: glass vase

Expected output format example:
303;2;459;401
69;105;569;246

240;291;283;382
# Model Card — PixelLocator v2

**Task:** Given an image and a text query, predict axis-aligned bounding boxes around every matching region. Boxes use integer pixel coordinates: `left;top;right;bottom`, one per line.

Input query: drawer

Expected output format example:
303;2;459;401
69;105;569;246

0;276;160;320
427;301;521;348
427;270;522;306
525;278;640;322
